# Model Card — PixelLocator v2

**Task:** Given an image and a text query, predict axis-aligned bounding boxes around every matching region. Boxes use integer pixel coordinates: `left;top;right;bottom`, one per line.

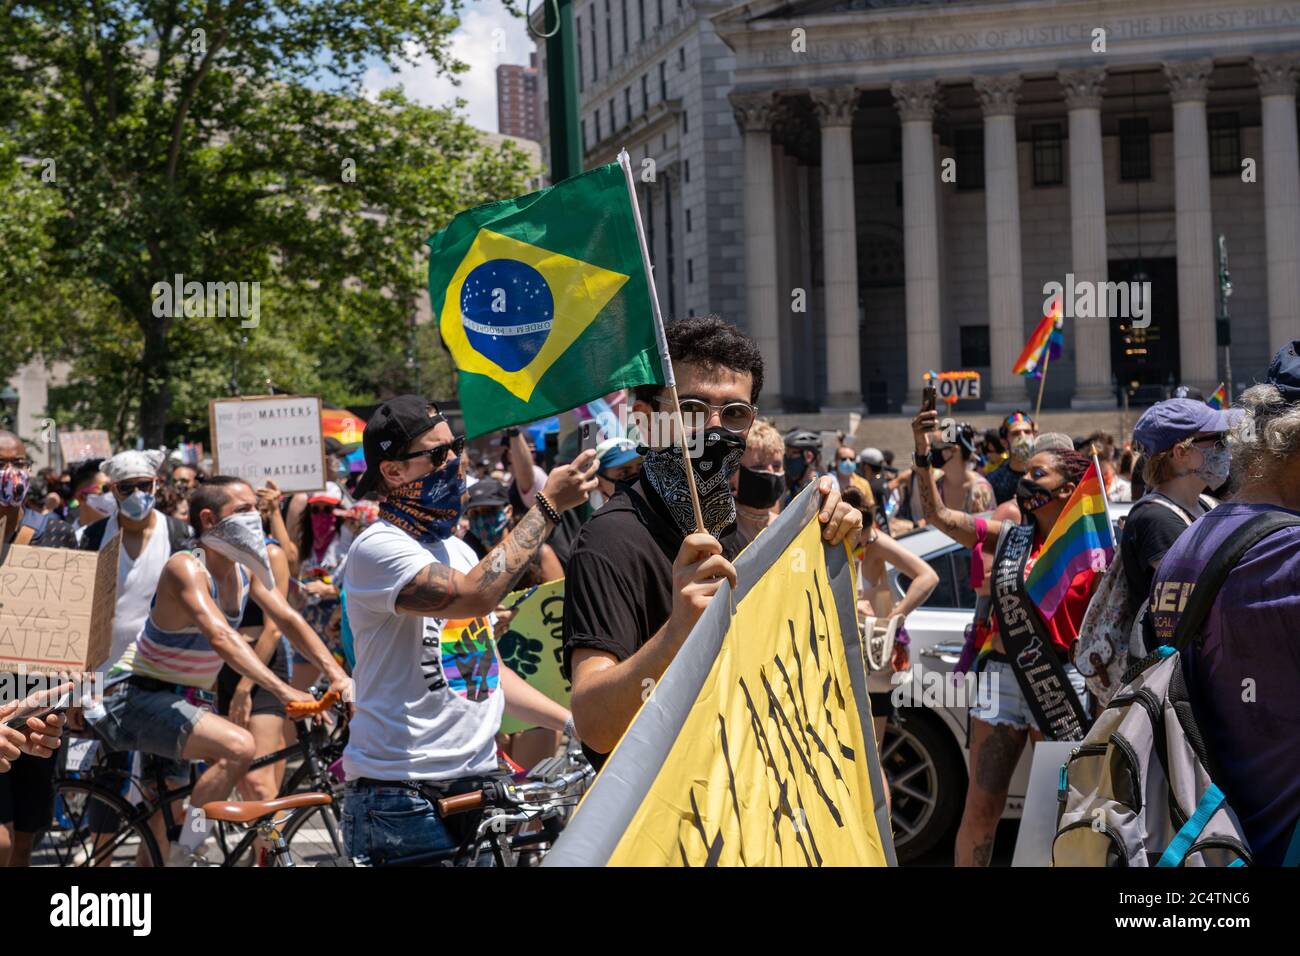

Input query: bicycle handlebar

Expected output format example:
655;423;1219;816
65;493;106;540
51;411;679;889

437;790;487;816
439;766;592;818
285;689;343;719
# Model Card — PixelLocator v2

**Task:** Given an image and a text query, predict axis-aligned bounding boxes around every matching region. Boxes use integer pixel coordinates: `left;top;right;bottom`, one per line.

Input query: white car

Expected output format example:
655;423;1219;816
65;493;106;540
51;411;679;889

877;501;1134;863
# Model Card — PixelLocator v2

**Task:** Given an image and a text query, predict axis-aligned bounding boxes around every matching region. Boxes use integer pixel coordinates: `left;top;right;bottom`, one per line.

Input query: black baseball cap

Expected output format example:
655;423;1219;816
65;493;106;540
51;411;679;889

354;396;447;498
1267;339;1300;404
466;478;509;510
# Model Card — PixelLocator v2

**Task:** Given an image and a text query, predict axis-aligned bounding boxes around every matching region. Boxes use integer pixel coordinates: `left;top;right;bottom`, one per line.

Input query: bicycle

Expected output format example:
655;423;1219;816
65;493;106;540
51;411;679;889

35;688;348;867
373;742;594;868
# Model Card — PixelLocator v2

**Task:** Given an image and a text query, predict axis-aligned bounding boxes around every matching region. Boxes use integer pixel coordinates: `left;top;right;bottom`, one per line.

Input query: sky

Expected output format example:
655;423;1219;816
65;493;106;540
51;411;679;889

362;0;537;134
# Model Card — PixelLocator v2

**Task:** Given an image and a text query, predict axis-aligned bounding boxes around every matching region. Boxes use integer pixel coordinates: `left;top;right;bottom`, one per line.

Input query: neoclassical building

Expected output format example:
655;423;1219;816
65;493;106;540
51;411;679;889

538;0;1300;413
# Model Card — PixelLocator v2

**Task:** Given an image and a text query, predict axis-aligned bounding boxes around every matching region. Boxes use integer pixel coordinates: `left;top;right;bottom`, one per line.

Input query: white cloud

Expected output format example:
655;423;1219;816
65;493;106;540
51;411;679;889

362;0;537;132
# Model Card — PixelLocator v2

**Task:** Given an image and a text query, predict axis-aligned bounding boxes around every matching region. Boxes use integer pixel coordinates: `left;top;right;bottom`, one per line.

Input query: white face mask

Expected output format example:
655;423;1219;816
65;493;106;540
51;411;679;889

201;510;274;589
85;491;118;517
118;489;156;522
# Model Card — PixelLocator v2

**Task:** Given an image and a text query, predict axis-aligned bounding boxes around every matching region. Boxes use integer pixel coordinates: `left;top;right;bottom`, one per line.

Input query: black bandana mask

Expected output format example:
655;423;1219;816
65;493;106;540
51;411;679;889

639;427;746;538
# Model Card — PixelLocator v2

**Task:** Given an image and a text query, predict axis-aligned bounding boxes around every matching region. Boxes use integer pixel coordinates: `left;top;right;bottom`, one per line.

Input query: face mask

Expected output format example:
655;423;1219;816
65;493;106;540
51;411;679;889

379;457;466;544
0;466;29;507
201;510;275;590
85;491;118;517
1193;446;1231;488
118;489;156;522
469;508;511;547
737;465;786;510
1015;477;1057;513
640;427;746;537
929;448;953;470
310;511;338;552
837;459;856;476
1009;437;1034;464
784;454;808;484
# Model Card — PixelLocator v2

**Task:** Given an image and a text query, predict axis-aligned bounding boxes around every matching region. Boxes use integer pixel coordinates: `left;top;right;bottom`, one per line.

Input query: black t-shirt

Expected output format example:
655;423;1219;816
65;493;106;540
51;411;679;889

1120;495;1200;647
987;460;1024;505
562;483;747;770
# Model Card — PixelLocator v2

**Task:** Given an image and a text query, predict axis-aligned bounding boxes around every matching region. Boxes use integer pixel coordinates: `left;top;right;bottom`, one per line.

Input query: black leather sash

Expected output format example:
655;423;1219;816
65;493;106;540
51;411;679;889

990;522;1091;740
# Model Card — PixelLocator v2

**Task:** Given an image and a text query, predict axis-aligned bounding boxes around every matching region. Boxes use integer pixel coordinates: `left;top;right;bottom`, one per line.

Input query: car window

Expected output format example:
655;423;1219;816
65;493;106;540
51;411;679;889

896;545;976;610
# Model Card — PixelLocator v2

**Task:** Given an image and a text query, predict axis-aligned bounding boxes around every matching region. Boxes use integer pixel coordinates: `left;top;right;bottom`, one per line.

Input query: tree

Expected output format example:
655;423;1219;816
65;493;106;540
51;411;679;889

0;1;534;444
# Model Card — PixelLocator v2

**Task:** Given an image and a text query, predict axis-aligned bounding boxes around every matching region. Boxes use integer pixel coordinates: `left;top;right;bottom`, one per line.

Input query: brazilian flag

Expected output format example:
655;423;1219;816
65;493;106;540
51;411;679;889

429;161;665;438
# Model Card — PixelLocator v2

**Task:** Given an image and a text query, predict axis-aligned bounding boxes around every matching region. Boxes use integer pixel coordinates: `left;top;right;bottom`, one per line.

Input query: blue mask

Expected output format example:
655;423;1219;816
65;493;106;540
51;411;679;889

379;458;466;544
837;459;856;476
469;508;510;546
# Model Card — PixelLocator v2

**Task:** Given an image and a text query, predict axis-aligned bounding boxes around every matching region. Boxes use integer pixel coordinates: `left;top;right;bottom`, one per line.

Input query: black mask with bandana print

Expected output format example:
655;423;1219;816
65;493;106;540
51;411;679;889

638;427;746;538
1015;476;1058;513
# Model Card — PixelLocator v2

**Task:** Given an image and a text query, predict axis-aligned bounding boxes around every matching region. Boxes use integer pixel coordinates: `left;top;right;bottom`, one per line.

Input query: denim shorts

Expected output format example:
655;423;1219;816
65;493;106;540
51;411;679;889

87;683;207;762
342;782;494;867
969;660;1087;734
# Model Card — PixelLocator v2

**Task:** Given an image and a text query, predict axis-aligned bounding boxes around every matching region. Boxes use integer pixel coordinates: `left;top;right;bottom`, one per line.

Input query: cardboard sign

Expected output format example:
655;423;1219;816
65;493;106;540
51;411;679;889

0;537;118;675
1011;740;1076;867
58;430;112;463
209;395;327;493
924;371;982;405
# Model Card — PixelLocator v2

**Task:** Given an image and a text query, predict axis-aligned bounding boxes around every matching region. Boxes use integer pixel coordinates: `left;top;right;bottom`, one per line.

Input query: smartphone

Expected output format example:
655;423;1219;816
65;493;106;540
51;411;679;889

921;385;937;413
3;688;75;732
579;419;599;454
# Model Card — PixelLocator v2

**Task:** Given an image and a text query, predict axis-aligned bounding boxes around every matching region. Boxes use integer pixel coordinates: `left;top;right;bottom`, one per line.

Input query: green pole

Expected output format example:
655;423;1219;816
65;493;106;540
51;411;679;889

544;0;581;182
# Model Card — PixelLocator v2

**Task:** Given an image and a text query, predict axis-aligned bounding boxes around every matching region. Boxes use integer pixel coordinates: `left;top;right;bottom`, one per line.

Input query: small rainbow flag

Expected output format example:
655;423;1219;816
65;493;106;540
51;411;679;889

1023;457;1115;620
1012;295;1065;379
1207;383;1228;409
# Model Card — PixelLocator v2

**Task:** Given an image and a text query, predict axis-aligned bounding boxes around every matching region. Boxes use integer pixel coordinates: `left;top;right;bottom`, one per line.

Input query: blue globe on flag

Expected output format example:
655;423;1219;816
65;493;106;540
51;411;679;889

460;259;555;372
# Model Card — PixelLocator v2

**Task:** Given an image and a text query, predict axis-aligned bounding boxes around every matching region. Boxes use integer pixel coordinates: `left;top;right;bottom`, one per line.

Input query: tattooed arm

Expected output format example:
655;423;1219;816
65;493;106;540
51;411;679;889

396;507;554;618
396;449;599;618
911;409;1002;550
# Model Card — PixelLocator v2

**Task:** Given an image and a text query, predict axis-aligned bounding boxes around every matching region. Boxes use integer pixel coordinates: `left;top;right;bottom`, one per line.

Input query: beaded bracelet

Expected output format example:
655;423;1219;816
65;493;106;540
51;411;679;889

534;491;561;525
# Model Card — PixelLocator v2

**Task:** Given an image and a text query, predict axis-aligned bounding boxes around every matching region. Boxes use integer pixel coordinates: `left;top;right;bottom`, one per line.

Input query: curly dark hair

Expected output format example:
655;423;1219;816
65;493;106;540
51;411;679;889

633;314;765;405
1035;447;1092;486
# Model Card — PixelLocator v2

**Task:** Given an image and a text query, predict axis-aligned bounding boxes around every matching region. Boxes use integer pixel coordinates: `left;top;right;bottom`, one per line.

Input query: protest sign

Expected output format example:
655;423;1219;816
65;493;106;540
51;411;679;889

497;578;569;734
58;430;112;463
544;485;894;867
209;395;327;493
0;534;118;675
922;370;981;405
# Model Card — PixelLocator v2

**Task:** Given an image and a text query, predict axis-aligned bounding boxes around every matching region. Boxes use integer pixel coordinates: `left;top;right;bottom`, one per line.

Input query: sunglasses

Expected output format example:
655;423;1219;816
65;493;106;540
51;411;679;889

656;397;757;434
116;479;157;495
394;435;467;471
0;458;32;470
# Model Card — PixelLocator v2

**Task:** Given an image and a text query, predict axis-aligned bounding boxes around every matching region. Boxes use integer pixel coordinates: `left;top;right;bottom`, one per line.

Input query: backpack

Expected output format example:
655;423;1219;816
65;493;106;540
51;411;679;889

1074;494;1212;706
1054;511;1300;867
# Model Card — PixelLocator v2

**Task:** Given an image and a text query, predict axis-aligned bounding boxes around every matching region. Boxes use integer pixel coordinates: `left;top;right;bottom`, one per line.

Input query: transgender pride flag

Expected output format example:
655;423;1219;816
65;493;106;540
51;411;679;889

1023;457;1116;619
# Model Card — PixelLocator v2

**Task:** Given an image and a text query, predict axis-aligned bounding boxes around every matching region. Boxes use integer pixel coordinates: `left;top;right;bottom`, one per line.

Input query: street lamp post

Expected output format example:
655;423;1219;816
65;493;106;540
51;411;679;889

1217;234;1233;404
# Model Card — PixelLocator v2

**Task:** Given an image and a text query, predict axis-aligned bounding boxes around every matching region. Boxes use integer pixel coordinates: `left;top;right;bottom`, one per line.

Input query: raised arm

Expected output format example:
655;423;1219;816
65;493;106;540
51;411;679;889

865;532;939;620
250;566;351;699
910;409;1002;549
395;451;599;619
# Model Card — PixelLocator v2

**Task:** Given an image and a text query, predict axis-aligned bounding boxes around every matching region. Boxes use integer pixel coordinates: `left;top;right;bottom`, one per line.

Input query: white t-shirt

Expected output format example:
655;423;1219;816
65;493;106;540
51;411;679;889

341;521;504;782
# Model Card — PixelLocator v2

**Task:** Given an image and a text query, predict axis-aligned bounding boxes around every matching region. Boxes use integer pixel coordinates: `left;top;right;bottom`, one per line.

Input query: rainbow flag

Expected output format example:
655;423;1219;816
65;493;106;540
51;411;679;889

1023;458;1115;619
1207;383;1228;409
1012;296;1064;379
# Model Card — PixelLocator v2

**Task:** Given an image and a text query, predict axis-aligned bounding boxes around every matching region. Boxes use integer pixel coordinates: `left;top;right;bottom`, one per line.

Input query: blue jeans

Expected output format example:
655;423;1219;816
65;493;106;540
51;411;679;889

342;782;494;867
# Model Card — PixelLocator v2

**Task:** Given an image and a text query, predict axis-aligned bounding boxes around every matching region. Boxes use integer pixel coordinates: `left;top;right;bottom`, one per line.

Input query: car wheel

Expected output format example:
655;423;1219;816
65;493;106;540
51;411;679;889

880;709;965;863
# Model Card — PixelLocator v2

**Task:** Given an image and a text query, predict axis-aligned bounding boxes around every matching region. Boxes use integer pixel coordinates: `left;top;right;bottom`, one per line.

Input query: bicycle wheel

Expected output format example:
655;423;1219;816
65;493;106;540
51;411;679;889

33;780;163;868
280;803;351;866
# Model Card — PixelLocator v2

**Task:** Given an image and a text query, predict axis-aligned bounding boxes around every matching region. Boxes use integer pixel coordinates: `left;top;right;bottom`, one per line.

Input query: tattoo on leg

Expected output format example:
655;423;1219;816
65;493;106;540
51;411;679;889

972;834;994;867
974;723;1025;792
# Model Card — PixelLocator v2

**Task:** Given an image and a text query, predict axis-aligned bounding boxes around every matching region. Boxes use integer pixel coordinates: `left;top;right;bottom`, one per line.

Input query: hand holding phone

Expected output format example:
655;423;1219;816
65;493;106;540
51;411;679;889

921;385;937;413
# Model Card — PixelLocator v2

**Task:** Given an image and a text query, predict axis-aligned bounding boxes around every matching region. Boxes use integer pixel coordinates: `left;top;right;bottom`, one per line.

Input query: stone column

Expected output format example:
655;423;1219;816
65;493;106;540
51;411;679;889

974;73;1026;407
1164;58;1218;393
1059;67;1115;408
892;79;943;407
731;92;784;405
1254;55;1300;355
812;86;863;409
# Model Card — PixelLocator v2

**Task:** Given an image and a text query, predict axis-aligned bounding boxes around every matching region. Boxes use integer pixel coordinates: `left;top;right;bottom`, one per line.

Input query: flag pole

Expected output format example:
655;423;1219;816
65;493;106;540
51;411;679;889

1034;343;1052;420
618;149;706;533
1093;453;1117;552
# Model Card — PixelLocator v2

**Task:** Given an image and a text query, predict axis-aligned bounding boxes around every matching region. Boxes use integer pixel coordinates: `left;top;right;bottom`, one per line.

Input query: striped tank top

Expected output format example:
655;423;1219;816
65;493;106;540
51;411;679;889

111;556;250;689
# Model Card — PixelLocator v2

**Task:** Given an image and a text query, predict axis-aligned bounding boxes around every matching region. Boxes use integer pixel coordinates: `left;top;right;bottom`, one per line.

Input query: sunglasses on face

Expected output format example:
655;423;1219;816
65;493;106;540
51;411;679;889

394;435;467;471
656;397;757;434
0;458;32;470
115;479;156;496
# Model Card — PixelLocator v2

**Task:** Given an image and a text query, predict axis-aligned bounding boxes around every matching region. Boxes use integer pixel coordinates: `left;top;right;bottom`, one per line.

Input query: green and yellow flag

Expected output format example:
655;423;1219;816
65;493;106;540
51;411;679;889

429;161;664;438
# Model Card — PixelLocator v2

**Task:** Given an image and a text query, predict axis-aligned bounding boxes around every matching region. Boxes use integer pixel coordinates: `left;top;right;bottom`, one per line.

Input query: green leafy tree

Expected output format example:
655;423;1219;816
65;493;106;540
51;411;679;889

1;1;534;444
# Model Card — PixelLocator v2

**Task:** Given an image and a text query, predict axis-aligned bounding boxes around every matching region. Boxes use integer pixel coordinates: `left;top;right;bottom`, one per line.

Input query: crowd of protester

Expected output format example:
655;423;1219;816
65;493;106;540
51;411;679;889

2;326;1298;868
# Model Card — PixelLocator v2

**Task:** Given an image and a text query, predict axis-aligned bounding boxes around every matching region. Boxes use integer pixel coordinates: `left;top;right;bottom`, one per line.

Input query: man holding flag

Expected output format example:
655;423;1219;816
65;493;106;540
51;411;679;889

912;405;1110;866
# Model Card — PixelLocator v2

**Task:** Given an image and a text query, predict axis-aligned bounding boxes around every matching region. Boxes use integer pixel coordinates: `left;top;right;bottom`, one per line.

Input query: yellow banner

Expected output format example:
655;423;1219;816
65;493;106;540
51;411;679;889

545;486;893;867
497;578;569;734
